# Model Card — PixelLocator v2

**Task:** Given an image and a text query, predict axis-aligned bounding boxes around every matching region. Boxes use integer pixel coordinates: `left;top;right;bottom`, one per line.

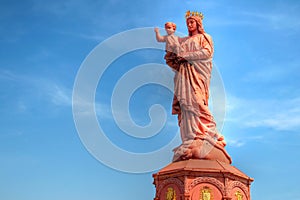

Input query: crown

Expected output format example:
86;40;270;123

185;10;204;20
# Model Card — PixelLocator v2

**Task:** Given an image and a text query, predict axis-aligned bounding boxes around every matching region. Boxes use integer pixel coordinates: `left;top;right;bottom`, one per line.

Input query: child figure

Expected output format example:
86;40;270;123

154;22;183;55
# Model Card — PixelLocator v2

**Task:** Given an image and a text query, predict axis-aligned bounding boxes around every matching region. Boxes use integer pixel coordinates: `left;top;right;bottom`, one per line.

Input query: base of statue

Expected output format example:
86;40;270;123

153;159;253;200
172;137;232;164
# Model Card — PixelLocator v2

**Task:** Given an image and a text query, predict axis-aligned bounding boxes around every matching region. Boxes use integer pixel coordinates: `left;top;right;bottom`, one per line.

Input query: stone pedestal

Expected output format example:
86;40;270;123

153;159;253;200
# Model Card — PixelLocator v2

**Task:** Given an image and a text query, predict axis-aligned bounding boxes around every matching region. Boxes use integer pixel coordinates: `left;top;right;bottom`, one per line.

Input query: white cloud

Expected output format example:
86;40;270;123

239;9;300;31
226;94;300;132
227;135;265;148
0;69;73;108
47;84;72;106
19;75;73;108
54;29;106;42
242;58;300;84
227;139;245;147
207;4;300;33
95;102;112;120
0;69;20;81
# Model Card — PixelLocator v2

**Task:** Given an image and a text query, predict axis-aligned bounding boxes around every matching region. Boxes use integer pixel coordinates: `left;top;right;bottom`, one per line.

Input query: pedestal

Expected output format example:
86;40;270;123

153;159;253;200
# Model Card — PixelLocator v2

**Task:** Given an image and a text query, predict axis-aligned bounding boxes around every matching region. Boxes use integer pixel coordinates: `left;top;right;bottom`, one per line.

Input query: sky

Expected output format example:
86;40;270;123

1;0;300;199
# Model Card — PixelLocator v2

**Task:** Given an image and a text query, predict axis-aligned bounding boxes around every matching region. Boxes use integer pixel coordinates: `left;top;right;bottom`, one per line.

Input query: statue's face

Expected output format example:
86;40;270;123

187;18;197;33
165;23;175;35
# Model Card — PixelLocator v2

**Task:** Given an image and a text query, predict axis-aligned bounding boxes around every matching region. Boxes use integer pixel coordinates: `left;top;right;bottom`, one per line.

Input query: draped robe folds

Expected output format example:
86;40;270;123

165;33;221;161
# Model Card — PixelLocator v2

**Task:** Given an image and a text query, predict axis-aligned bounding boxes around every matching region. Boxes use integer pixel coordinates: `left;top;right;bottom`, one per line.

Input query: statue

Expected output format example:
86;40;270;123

155;11;231;163
154;22;183;55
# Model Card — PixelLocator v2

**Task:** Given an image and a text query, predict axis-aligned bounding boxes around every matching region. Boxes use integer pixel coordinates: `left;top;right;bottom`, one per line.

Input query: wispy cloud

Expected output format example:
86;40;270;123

27;76;73;108
0;69;72;110
208;4;300;33
95;102;113;120
239;9;300;31
226;94;300;132
46;84;72;106
72;94;113;119
227;139;245;147
0;69;20;81
226;135;264;148
241;58;300;87
30;0;149;42
54;29;106;42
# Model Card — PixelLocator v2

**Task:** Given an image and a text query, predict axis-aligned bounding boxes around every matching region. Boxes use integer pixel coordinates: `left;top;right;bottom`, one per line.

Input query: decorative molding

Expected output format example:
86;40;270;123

228;181;249;200
157;178;185;196
166;187;177;200
187;177;225;195
200;186;214;200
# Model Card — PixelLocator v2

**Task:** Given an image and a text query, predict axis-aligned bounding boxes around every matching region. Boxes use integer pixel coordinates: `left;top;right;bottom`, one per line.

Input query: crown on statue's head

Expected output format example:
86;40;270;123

185;10;204;20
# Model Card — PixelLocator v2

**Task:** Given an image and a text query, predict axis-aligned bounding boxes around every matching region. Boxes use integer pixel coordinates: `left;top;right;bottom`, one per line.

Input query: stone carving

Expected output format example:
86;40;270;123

235;191;243;200
157;178;184;196
155;22;183;55
153;11;254;200
187;177;225;195
228;181;249;200
155;10;231;163
166;187;177;200
200;186;213;200
153;159;253;200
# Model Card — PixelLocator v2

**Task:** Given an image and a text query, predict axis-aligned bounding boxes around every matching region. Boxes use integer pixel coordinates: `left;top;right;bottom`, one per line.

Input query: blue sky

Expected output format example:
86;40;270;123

1;0;300;199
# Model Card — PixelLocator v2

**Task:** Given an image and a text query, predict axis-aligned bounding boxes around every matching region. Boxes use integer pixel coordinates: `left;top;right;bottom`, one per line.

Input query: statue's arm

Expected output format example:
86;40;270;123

179;35;213;60
180;48;211;61
154;28;166;42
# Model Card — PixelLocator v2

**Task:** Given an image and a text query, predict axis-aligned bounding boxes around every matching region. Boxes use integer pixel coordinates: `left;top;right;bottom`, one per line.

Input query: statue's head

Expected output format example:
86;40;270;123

185;11;205;36
164;22;176;35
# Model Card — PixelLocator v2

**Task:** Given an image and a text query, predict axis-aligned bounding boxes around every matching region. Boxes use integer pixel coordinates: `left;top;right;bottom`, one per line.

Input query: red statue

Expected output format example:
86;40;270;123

153;12;253;200
155;11;231;163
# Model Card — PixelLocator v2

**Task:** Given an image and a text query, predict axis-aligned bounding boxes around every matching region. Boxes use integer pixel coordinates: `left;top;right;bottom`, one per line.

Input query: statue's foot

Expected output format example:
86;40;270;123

216;134;224;141
217;140;226;147
173;138;232;164
181;149;193;160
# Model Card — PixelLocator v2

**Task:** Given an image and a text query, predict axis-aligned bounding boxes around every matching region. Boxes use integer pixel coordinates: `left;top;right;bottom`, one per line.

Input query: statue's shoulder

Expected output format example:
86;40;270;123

202;33;213;46
202;33;212;40
179;36;189;42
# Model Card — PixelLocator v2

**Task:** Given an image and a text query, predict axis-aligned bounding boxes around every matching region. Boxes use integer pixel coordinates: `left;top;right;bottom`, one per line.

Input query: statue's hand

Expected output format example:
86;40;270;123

177;56;187;63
